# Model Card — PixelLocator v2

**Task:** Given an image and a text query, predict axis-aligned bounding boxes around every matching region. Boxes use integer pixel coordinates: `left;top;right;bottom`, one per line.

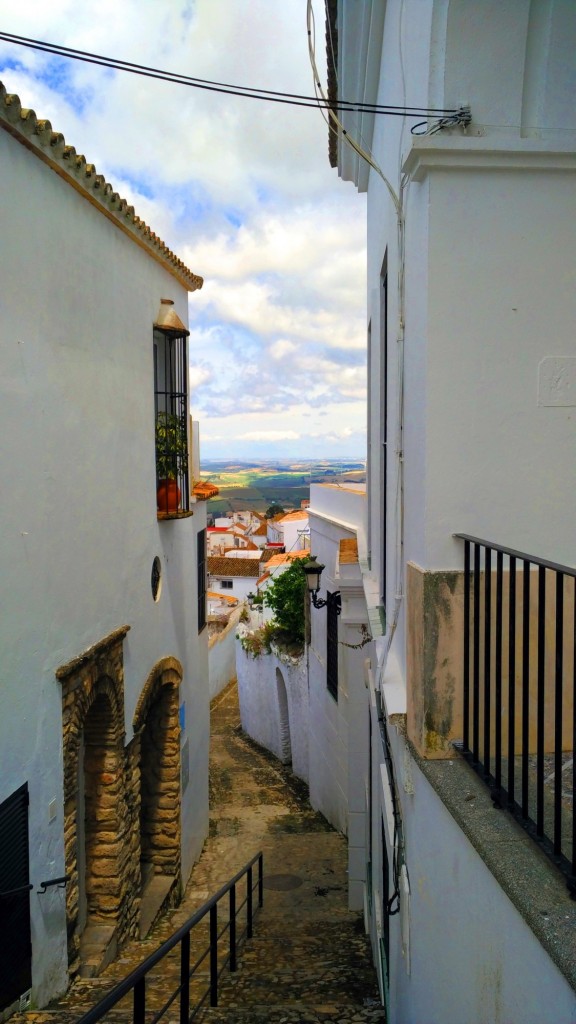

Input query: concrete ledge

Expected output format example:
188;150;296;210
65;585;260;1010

412;745;576;992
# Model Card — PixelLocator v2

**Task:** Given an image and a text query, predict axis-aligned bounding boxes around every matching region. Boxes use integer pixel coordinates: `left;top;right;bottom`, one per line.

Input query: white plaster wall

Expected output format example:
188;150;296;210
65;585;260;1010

235;642;309;783
0;127;209;1006
424;162;576;568
362;0;576;684
208;606;244;700
378;720;576;1024
208;576;257;603
339;4;576;1019
307;514;352;835
281;518;309;553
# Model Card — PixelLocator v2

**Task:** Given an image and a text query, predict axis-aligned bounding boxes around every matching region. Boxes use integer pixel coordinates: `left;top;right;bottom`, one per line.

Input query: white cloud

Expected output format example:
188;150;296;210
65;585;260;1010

239;430;301;442
0;0;367;459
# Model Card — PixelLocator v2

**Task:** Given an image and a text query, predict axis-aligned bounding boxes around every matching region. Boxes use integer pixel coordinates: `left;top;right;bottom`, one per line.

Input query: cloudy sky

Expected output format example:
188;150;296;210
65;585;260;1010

0;0;367;462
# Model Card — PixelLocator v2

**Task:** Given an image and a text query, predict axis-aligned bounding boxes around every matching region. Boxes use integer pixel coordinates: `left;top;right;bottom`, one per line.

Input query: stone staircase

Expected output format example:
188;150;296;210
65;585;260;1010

197;909;385;1024
11;683;385;1024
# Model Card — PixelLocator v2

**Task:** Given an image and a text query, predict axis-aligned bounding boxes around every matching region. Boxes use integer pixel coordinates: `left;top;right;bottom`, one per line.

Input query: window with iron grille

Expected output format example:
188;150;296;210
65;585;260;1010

326;592;338;701
197;529;206;632
154;323;190;517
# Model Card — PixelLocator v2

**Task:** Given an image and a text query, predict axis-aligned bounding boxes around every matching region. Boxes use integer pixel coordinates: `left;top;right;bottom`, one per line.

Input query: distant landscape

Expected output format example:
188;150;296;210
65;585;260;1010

199;459;366;517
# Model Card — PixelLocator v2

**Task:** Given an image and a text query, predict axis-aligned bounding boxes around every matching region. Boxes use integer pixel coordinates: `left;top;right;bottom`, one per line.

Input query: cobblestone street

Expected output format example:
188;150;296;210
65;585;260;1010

16;681;385;1024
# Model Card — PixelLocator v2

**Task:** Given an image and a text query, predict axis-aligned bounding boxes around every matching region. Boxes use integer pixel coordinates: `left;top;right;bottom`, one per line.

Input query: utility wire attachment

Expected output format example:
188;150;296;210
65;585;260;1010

411;105;472;136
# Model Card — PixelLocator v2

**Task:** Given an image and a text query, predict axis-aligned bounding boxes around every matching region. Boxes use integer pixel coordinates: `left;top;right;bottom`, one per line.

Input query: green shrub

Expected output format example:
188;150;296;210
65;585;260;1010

262;560;306;646
239;621;277;658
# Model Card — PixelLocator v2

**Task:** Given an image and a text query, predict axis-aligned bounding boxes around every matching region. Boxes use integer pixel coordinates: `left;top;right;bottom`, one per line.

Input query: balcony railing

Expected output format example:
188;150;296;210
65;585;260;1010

455;535;575;896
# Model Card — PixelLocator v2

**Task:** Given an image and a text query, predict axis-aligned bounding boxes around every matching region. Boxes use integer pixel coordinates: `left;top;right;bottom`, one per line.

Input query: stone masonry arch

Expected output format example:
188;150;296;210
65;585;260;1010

57;627;139;979
133;657;183;912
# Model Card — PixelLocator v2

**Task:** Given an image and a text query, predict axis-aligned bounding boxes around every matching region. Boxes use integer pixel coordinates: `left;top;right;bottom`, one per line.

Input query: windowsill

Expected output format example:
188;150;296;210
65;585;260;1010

157;510;194;521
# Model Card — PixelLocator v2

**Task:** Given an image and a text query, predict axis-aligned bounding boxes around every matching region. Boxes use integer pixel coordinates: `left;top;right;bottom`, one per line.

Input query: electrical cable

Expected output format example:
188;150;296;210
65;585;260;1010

0;29;459;118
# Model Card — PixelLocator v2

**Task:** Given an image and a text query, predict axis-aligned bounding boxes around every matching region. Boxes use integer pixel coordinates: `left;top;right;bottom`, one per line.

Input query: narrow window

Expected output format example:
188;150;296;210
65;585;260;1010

197;529;206;632
154;300;190;517
326;592;339;701
220;580;233;590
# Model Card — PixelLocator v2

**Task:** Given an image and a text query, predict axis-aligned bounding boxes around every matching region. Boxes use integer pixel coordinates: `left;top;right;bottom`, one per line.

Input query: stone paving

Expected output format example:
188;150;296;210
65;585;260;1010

16;681;385;1024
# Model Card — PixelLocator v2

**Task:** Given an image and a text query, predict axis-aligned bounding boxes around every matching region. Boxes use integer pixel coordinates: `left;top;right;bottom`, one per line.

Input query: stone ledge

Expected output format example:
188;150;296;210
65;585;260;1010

55;626;130;681
412;744;576;992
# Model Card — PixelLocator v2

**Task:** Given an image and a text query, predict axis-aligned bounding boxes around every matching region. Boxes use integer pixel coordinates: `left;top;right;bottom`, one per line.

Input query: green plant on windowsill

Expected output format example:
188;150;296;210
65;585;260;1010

155;411;188;480
155;411;189;513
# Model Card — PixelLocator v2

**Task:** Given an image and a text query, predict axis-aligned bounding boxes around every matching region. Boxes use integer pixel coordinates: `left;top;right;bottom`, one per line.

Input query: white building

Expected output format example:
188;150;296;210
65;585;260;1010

277;510;311;554
306;3;576;1023
0;81;210;1014
207;556;261;604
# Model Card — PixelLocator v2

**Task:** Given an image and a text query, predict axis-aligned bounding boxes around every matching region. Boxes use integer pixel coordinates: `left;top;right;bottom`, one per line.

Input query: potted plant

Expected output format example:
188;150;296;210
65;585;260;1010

155;411;188;512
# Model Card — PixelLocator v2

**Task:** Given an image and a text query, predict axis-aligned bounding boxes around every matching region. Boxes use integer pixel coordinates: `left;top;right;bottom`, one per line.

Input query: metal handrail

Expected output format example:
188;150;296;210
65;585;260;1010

454;534;576;578
75;851;264;1024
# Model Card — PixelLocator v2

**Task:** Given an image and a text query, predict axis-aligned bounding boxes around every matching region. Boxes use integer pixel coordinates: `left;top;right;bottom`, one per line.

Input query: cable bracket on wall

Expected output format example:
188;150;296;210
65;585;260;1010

411;105;472;136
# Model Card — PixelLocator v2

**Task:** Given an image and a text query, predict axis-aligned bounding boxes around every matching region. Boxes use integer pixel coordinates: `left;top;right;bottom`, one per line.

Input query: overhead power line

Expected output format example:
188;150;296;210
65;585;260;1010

0;30;459;118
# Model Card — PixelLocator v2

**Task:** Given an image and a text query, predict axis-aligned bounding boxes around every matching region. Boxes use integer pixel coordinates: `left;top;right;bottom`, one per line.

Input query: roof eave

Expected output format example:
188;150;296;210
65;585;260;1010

0;82;203;293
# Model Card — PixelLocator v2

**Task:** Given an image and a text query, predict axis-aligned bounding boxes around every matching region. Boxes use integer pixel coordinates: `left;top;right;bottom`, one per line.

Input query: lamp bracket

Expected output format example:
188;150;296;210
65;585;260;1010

311;591;341;615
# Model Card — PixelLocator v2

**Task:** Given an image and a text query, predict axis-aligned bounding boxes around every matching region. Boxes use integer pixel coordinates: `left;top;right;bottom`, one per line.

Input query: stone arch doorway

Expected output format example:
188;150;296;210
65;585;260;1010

133;657;182;935
57;627;136;979
80;690;123;937
276;668;292;764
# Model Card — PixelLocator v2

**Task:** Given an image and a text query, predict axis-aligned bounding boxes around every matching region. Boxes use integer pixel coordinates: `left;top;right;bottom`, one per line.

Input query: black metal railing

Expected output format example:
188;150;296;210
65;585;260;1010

455;535;575;895
75;852;263;1023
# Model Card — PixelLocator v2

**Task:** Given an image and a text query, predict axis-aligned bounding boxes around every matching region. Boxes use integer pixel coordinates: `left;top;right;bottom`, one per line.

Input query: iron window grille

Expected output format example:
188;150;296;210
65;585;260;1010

326;592;339;700
154;326;190;517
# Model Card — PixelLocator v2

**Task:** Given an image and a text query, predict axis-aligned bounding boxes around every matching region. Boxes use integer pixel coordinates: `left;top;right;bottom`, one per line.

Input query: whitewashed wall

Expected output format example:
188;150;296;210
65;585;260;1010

208;575;257;603
376;715;576;1024
308;485;368;846
0;125;209;1007
236;642;309;783
281;517;310;553
337;3;576;1021
208;606;244;700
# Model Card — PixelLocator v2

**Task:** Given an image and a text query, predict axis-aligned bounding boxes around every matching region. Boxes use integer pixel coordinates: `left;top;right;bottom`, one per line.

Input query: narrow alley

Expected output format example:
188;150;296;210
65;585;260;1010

18;682;385;1024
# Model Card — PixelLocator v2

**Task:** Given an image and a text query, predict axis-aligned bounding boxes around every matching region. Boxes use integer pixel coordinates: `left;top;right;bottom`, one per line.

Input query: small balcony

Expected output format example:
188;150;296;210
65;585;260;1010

454;535;575;895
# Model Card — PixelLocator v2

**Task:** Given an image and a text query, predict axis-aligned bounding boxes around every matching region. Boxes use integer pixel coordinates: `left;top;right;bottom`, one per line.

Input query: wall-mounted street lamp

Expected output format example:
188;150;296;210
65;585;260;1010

246;591;256;609
303;556;341;615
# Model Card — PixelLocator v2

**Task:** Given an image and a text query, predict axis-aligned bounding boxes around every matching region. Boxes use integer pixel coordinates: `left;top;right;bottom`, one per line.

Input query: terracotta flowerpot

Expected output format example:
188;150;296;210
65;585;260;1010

157;478;181;513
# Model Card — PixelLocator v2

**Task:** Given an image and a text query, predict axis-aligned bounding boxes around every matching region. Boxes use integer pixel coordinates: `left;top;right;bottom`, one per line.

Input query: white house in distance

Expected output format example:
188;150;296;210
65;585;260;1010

277;510;310;554
305;3;576;1023
0;81;210;1015
207;555;261;604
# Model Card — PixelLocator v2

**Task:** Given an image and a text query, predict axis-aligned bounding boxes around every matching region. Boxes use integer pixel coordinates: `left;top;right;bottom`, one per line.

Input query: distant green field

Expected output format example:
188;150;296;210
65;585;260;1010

199;459;365;516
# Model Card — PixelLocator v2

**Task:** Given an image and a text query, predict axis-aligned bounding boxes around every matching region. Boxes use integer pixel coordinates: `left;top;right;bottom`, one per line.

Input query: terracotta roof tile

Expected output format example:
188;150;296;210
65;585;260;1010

279;510;309;523
260;548;280;562
0;81;202;293
207;557;260;578
265;550;310;569
193;482;219;500
207;590;239;604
